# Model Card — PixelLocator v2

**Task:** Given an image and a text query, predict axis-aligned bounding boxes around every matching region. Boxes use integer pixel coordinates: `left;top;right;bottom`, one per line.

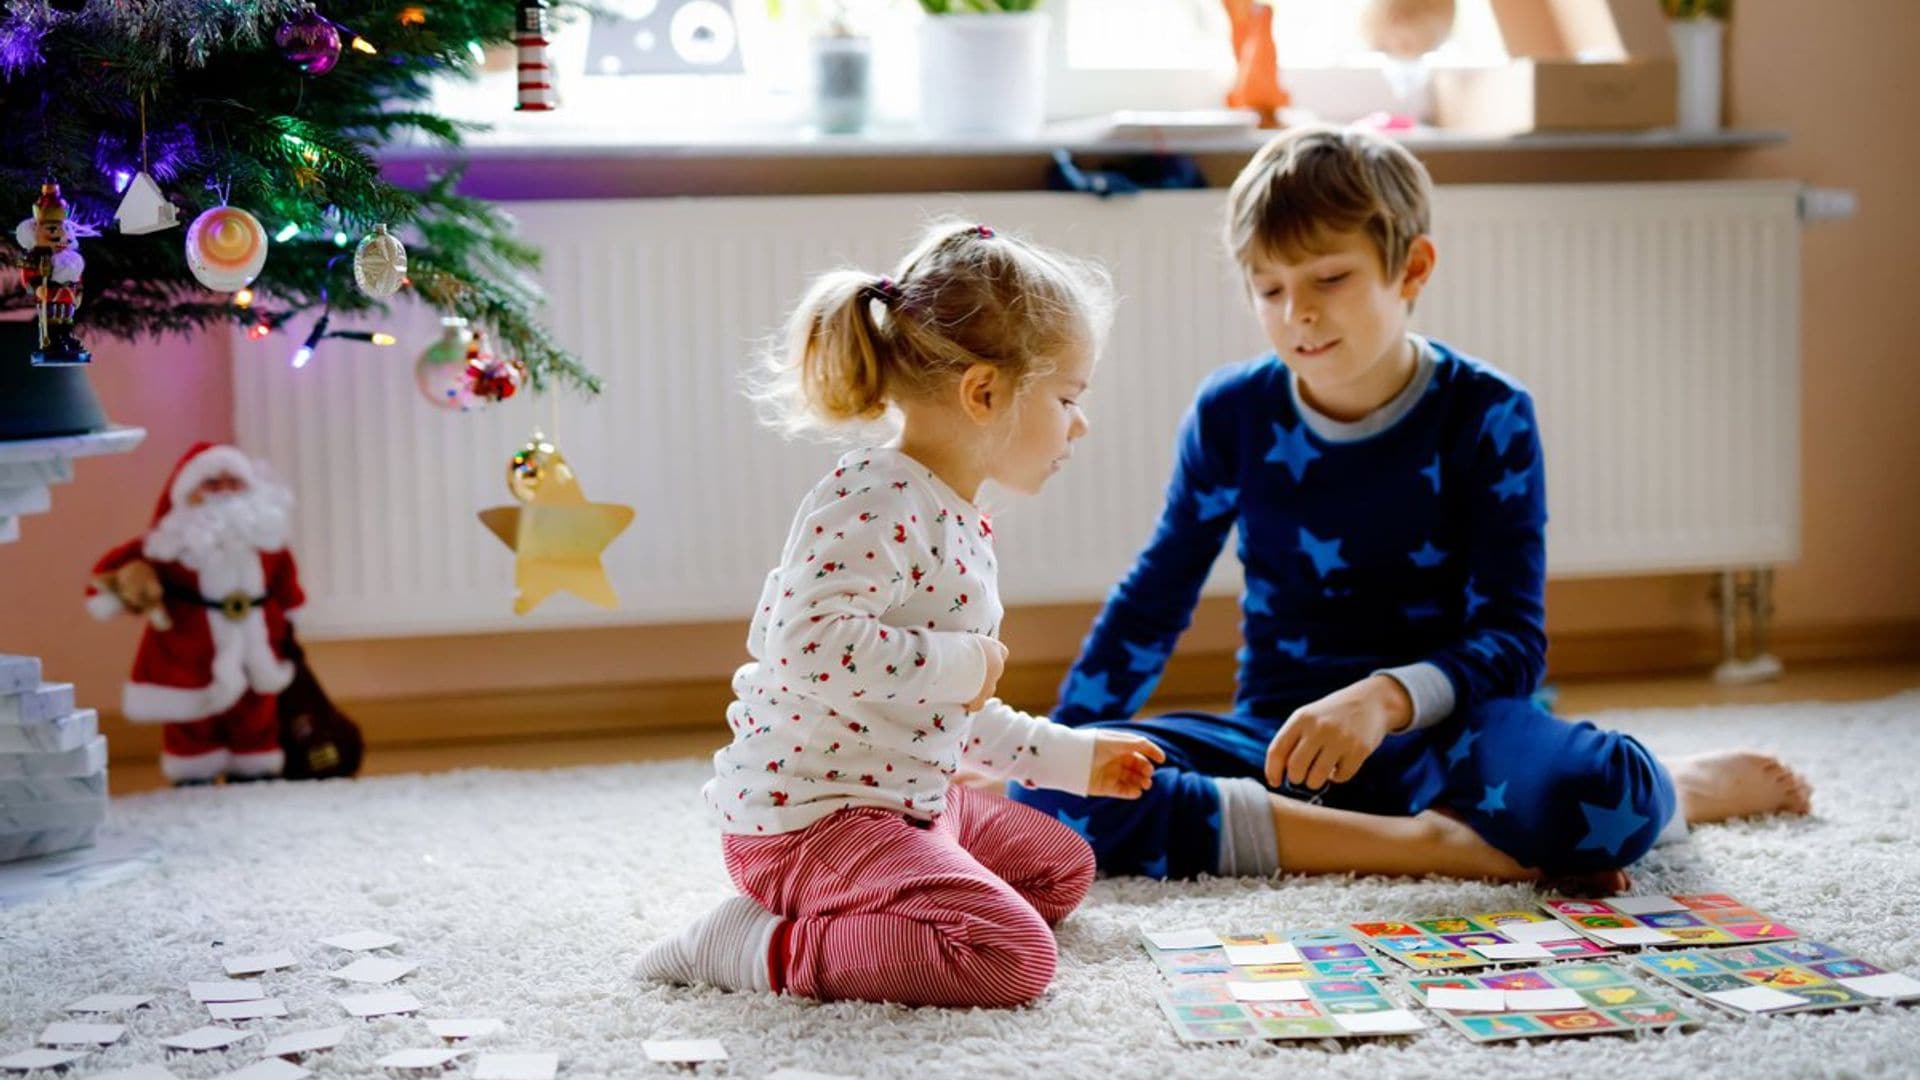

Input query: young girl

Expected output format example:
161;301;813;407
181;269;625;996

637;221;1166;1009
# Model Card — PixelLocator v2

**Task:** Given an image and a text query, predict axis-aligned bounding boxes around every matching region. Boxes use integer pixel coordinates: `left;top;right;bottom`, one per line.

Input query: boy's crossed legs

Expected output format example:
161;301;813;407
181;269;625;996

640;784;1095;1007
1010;699;1811;884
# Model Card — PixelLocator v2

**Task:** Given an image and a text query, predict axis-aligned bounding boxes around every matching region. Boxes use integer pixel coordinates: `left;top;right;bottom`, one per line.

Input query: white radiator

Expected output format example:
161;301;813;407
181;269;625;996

232;182;1801;639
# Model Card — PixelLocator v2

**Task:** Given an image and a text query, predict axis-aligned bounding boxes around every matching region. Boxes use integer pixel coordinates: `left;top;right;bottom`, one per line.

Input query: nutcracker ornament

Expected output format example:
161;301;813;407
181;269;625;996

14;179;90;366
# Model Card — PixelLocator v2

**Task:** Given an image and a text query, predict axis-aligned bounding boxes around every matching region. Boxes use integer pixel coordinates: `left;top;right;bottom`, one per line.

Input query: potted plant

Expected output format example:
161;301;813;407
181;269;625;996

1662;0;1730;132
916;0;1049;138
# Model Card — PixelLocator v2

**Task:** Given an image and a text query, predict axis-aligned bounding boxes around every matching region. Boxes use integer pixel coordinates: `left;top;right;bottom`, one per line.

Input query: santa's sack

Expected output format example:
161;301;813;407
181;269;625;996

275;632;363;780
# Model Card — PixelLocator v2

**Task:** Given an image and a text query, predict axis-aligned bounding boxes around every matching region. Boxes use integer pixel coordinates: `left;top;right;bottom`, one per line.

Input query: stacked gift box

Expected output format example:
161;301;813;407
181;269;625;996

0;652;108;863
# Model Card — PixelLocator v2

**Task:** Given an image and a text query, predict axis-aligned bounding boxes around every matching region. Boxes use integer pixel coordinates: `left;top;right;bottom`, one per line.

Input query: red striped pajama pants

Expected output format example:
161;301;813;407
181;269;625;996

723;784;1096;1008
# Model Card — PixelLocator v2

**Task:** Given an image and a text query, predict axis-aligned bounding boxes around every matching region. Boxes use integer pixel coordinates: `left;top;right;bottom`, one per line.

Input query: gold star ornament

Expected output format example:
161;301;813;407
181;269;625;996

478;433;635;614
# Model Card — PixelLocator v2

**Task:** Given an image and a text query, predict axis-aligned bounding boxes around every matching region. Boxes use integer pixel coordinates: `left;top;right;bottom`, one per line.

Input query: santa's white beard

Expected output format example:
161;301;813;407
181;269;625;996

143;482;293;580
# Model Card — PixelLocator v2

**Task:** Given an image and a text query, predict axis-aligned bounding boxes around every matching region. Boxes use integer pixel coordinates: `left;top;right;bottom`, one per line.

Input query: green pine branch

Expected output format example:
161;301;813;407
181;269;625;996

0;0;601;397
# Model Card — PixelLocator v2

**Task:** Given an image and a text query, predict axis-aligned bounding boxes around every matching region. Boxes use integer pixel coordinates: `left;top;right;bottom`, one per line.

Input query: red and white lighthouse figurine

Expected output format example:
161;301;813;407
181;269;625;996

515;0;556;111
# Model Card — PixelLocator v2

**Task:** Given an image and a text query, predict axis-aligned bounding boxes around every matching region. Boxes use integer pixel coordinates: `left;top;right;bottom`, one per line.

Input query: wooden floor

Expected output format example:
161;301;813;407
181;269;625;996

106;660;1920;796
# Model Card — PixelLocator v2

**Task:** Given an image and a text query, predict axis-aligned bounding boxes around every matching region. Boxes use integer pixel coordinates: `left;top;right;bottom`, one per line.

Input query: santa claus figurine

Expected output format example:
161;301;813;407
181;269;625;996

85;443;304;784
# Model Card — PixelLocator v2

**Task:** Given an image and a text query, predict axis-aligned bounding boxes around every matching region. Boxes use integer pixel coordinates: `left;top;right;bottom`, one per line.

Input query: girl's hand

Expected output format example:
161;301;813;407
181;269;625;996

964;637;1008;712
1087;732;1167;798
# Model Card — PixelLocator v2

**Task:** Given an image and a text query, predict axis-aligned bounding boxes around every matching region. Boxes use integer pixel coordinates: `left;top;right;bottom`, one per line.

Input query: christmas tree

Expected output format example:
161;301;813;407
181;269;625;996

0;0;599;395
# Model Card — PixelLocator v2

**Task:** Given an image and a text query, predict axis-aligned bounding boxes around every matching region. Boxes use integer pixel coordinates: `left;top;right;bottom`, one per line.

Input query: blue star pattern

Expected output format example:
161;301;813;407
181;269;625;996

1465;635;1501;661
1139;854;1169;879
1061;669;1118;714
1409;541;1447;568
1055;810;1094;840
1245;578;1277;617
1480;395;1531;455
1463;578;1488;619
1265;421;1322;482
1492;468;1529;502
1192;486;1239;521
1274;636;1309;660
1403;601;1443;621
1477;781;1507;815
1297;527;1348;578
1123;640;1170;673
1446;728;1480;767
1420;453;1443;494
1576;791;1650;858
1123;677;1157;717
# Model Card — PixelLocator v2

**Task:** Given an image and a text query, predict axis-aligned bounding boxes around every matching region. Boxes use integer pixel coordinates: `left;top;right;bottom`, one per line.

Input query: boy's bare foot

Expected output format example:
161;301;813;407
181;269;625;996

1545;868;1633;896
1670;751;1813;825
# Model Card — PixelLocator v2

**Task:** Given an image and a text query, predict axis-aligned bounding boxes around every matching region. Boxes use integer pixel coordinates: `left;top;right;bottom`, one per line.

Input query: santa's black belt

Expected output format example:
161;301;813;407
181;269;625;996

166;588;269;621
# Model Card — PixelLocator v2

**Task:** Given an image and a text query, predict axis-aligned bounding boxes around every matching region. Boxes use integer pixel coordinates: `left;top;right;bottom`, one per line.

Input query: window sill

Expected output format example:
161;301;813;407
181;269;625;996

382;124;1786;164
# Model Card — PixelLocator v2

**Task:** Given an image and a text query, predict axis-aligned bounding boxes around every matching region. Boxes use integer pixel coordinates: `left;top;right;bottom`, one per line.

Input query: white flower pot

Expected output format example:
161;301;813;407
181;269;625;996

917;12;1049;139
1669;18;1725;133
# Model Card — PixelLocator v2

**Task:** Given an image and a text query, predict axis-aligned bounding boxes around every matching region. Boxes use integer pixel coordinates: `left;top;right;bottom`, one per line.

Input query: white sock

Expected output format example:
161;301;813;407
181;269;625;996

635;895;780;993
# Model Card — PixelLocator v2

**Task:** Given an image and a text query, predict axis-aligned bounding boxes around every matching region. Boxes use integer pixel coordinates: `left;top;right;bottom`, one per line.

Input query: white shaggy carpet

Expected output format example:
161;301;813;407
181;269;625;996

5;692;1920;1079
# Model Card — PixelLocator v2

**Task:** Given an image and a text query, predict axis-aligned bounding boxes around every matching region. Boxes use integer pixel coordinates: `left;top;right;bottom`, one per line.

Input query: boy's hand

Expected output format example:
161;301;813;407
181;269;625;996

964;637;1009;712
1265;675;1413;790
1087;732;1167;799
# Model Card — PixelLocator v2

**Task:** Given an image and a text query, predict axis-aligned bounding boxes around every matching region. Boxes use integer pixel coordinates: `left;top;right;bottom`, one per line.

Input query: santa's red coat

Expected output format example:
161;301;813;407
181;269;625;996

88;539;305;724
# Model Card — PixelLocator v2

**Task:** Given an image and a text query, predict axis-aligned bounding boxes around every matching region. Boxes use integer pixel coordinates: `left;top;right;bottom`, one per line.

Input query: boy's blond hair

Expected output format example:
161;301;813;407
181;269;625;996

752;220;1113;437
1224;125;1433;277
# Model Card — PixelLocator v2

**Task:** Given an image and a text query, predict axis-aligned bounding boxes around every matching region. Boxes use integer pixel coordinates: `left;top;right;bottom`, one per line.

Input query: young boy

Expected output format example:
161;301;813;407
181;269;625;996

1009;125;1811;885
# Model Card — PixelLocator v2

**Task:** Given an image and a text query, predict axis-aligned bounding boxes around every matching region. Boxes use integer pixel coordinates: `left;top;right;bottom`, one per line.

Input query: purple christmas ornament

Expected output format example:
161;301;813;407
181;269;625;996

276;7;342;76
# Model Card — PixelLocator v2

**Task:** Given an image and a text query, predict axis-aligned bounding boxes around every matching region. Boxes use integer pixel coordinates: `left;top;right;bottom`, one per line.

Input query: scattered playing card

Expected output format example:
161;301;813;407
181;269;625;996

223;1060;310;1080
1502;988;1586;1011
91;1066;181;1080
1499;921;1583;944
1334;1009;1425;1034
159;1026;257;1051
1705;985;1806;1012
1589;927;1677;946
318;930;399;951
1604;895;1687;915
1221;942;1302;966
1425;987;1506;1012
473;1052;560;1080
426;1019;505;1040
330;957;416;984
64;993;156;1014
1838;972;1920;999
190;980;265;1003
643;1039;728;1064
1226;980;1310;1002
223;951;297;976
0;1047;90;1071
337;991;422;1018
374;1048;468;1069
209;998;289;1022
1471;942;1555;961
1142;928;1220;951
262;1027;348;1058
38;1021;126;1046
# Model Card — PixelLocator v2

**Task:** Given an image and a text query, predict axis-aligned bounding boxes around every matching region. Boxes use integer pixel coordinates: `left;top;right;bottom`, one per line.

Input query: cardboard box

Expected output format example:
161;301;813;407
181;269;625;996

1433;0;1677;135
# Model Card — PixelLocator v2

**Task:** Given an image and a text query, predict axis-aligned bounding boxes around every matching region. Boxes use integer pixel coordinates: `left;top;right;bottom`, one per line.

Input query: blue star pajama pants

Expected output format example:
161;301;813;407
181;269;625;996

1008;697;1679;879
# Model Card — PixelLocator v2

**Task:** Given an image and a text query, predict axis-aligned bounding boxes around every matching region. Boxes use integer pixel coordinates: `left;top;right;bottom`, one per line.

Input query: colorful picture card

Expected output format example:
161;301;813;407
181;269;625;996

1154;977;1425;1043
1141;926;1390;983
1541;894;1798;948
1408;962;1707;1043
1349;911;1614;971
1633;941;1920;1016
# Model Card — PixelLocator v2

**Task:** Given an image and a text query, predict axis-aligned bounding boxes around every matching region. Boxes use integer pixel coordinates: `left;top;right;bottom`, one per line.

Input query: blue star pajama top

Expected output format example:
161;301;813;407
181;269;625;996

1009;337;1680;879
